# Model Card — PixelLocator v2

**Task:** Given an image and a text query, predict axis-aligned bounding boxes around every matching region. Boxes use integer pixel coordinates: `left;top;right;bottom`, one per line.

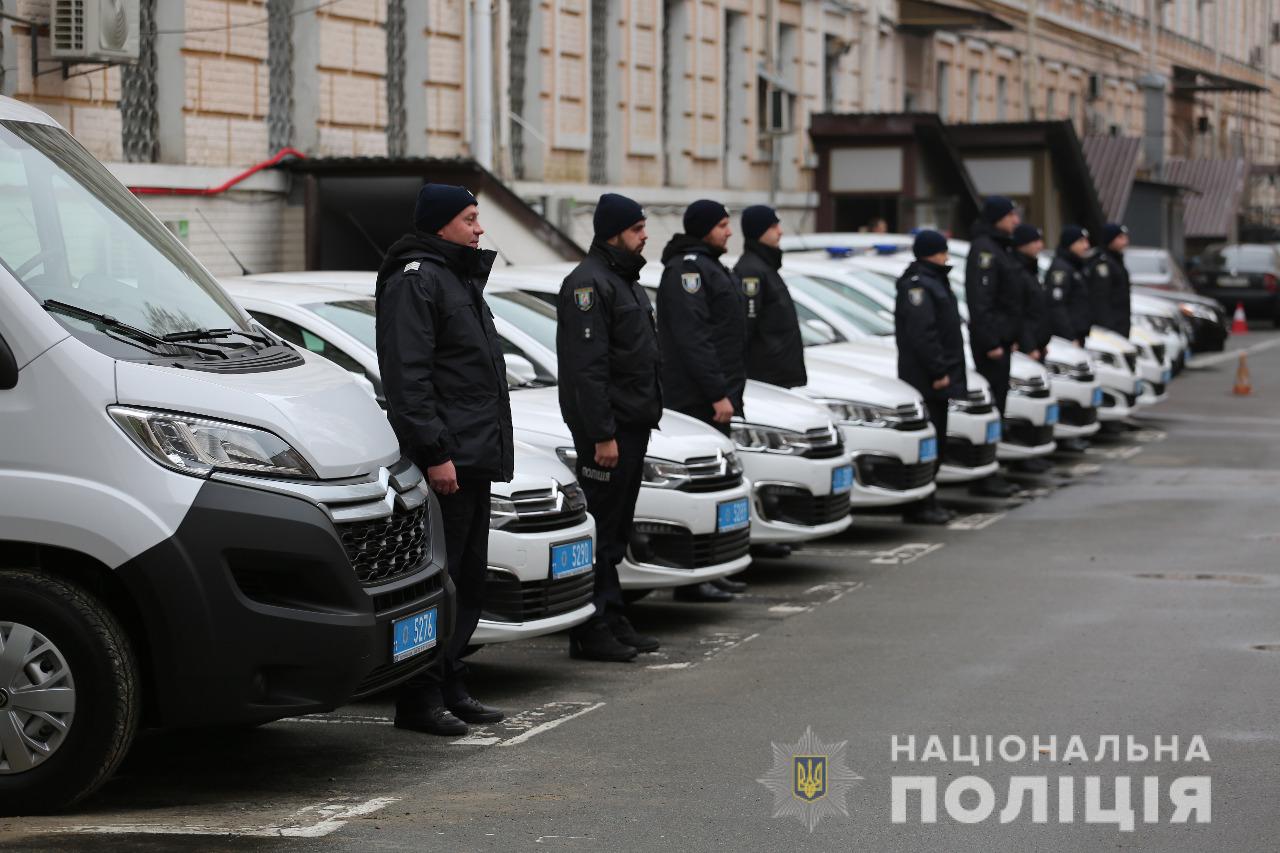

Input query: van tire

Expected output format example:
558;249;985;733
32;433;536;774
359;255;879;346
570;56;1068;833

0;569;140;815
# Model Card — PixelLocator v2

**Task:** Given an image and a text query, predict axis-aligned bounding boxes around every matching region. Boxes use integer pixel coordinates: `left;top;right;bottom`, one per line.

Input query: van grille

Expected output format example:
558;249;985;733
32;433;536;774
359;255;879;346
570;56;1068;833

338;504;430;586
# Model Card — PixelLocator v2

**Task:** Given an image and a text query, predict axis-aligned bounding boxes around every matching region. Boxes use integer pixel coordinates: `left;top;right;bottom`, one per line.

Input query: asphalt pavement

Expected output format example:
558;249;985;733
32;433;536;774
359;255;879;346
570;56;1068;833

4;330;1280;852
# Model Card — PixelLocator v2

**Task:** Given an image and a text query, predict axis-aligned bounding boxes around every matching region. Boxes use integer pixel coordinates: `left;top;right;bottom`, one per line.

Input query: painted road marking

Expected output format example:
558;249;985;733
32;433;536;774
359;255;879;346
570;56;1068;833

1132;428;1167;443
1086;444;1143;460
948;512;1005;530
1188;337;1280;368
871;543;944;565
1062;462;1102;477
453;701;606;747
498;702;606;747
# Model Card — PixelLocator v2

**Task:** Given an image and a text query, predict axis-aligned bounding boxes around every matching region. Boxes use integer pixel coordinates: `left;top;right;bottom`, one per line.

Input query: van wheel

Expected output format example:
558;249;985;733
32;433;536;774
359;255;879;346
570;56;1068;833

0;570;140;815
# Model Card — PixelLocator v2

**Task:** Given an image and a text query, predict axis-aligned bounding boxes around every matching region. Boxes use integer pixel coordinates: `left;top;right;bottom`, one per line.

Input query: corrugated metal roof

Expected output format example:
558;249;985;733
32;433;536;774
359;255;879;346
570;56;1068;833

1163;158;1249;238
1082;135;1141;221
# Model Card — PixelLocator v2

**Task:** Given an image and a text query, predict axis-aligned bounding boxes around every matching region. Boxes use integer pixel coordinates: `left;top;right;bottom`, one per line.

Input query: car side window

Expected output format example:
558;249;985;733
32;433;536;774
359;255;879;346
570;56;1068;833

249;310;365;374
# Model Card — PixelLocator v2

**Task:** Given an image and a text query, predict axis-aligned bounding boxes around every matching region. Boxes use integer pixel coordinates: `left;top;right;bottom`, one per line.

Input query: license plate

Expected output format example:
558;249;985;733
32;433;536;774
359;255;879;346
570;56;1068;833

717;497;751;531
1045;403;1060;425
551;538;594;579
391;607;438;663
1162;369;1172;384
1134;380;1144;395
831;464;854;494
1092;387;1104;406
1217;276;1249;287
985;420;1002;444
919;436;937;464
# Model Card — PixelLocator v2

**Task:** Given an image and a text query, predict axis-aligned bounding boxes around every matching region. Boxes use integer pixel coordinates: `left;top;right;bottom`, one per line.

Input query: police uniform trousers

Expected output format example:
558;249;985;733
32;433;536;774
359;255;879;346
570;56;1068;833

975;351;1011;414
403;471;491;704
571;428;651;626
925;399;949;468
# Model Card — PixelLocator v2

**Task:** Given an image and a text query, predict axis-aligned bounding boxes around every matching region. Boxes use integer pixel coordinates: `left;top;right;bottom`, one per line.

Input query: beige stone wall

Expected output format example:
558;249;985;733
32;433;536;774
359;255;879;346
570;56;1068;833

183;0;271;166
426;0;468;156
316;0;389;156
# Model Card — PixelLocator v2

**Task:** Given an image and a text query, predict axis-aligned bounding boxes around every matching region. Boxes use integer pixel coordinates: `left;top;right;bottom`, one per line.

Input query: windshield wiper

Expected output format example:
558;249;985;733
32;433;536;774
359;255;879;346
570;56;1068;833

42;300;225;357
162;327;276;347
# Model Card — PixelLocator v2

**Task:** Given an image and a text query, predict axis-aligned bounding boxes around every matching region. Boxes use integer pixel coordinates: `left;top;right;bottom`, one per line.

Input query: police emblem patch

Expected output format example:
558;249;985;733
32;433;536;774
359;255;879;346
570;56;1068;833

574;287;594;311
682;272;702;294
1097;263;1110;277
794;756;826;802
979;251;993;269
908;287;924;306
1052;270;1066;284
757;727;862;833
403;260;421;272
1053;286;1064;300
742;277;760;297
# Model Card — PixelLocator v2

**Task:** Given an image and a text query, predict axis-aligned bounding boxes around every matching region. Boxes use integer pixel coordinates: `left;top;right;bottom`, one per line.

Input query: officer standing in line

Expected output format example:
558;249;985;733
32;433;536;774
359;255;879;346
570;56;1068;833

1089;223;1132;336
735;204;807;390
658;199;748;603
376;184;514;736
894;230;966;525
556;193;663;662
1046;225;1094;347
1011;223;1055;472
964;195;1023;498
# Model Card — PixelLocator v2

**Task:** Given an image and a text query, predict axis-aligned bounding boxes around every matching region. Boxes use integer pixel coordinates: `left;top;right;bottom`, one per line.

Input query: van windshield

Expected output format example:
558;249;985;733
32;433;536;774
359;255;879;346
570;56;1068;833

0;121;247;354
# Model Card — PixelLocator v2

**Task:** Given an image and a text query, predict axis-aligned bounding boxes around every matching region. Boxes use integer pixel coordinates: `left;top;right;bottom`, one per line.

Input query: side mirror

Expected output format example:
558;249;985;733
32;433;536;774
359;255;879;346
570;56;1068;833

506;354;538;385
804;318;837;345
0;332;17;390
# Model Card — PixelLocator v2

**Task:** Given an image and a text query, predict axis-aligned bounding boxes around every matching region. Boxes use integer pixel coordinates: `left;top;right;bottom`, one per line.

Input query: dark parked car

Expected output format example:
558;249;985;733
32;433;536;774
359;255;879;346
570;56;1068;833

1133;286;1229;353
1190;243;1280;326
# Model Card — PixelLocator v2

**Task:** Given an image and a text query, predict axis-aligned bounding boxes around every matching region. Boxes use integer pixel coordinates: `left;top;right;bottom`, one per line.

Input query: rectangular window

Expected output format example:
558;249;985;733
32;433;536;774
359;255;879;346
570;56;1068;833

968;69;981;121
996;75;1007;121
1046;87;1056;118
936;61;950;121
1068;91;1079;126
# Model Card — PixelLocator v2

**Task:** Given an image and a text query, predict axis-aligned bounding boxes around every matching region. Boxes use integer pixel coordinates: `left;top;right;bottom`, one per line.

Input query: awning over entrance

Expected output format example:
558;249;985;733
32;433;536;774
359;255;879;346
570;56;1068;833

1163;158;1249;239
1081;135;1142;222
897;0;1012;33
1171;64;1266;94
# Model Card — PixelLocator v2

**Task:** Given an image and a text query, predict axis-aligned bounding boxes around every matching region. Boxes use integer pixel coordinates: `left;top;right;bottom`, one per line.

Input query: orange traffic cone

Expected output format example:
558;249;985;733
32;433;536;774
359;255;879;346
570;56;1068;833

1233;352;1252;396
1231;302;1249;335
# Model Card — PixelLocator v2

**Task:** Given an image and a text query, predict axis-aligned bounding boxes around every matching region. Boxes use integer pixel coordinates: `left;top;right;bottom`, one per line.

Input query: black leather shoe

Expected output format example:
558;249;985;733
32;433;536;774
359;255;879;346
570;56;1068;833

569;621;638;662
902;504;952;525
673;581;734;603
608;614;660;653
394;705;469;736
712;577;748;593
969;474;1018;498
447;695;505;725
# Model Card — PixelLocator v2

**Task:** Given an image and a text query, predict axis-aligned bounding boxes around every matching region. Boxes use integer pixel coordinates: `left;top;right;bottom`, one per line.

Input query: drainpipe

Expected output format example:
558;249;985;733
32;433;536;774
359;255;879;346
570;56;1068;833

1025;0;1038;120
473;0;495;171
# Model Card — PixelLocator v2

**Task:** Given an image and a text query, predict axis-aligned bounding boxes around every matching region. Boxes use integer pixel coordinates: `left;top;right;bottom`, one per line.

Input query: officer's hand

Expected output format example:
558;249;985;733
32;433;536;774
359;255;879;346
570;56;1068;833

1029;349;1042;361
427;461;460;495
712;397;735;424
594;439;620;469
1011;343;1020;352
931;376;951;391
986;347;1005;359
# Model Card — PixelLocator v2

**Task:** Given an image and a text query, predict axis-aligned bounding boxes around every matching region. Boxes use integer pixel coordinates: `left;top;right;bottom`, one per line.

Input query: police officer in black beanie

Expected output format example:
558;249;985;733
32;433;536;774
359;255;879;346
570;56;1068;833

1012;224;1049;362
735;205;807;390
658;199;748;603
376;183;514;735
1046;225;1093;346
895;230;966;524
964;195;1023;498
1088;223;1132;336
556;193;664;661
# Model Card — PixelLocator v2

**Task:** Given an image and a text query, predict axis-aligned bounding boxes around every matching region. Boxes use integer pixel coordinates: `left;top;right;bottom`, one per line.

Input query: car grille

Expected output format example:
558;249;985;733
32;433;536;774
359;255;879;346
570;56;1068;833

678;453;745;493
338;503;430;586
799;426;845;459
1002;419;1054;447
957;389;993;415
503;485;588;533
891;402;930;431
855;456;935;491
1013;377;1052;398
482;569;595;623
944;438;998;468
1123;352;1138;372
1057;401;1098;427
630;523;751;568
757;485;849;526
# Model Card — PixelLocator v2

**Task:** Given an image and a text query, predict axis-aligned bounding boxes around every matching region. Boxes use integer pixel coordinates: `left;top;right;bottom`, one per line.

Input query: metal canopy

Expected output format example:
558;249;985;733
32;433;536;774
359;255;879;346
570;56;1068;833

897;0;1012;33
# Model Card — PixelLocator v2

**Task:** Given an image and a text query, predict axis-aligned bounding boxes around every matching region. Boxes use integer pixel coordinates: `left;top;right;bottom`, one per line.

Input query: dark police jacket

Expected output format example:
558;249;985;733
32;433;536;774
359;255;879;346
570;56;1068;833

894;260;967;401
375;233;514;482
1046;249;1091;342
734;240;807;389
657;235;748;417
1088;248;1131;336
1015;251;1051;355
556;240;663;443
965;220;1025;358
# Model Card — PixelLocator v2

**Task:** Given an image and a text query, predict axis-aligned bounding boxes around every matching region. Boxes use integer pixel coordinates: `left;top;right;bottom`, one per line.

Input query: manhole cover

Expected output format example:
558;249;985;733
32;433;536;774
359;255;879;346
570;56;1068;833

1134;572;1267;586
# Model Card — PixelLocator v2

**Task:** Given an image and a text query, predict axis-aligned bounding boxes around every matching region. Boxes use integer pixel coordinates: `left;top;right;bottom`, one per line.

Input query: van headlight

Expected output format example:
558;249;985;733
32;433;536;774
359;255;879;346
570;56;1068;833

730;423;806;454
642;458;692;488
109;406;316;479
816;398;896;427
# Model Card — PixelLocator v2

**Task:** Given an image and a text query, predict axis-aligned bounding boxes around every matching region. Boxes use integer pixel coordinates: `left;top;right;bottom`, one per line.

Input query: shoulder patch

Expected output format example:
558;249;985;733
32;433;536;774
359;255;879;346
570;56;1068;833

573;286;594;312
681;272;702;294
908;287;924;306
1052;286;1064;300
1051;270;1066;284
683;254;698;262
979;251;993;270
1097;263;1110;277
742;277;760;297
403;260;421;273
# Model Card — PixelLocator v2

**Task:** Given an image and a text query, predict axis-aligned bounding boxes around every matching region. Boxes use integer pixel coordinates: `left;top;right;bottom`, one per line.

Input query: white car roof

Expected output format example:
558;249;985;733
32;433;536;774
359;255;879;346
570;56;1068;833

221;279;370;306
0;95;62;126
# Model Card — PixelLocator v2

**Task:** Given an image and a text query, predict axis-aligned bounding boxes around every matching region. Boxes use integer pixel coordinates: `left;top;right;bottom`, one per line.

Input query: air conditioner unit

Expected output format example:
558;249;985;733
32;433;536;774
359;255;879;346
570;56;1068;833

50;0;140;64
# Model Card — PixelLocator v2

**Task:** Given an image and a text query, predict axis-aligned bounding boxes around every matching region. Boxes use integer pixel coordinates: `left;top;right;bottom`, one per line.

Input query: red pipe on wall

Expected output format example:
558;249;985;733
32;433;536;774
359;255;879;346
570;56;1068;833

128;147;307;196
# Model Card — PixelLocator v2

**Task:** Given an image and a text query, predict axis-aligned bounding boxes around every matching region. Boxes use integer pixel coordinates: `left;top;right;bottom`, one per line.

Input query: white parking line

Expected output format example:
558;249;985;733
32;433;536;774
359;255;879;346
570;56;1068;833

1132;429;1167;443
1086;444;1143;460
870;543;944;565
948;512;1005;530
1188;337;1280;368
498;702;606;747
452;701;607;747
1062;462;1102;477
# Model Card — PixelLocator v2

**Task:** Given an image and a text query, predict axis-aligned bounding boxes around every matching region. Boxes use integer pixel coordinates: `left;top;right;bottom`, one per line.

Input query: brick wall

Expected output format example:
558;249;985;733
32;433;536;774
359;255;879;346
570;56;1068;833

316;0;388;156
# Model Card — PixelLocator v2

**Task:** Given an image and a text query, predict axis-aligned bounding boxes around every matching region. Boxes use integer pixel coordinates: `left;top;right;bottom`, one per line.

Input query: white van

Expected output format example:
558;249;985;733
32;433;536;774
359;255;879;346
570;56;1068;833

0;99;449;812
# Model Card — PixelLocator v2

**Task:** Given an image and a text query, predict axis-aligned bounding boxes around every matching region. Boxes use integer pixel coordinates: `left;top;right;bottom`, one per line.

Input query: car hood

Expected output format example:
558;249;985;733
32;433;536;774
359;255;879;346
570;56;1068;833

799;359;923;408
1087;328;1138;354
1131;293;1180;317
509;386;734;463
1009;351;1048;382
805;342;990;393
491;440;578;498
115;351;400;480
741;380;839;432
1044;338;1092;369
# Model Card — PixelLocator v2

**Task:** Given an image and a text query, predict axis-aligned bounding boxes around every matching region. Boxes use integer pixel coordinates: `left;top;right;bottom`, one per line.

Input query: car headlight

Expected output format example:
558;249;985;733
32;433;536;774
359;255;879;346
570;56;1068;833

731;422;808;454
1045;360;1072;376
561;481;588;512
817;398;896;427
490;495;519;529
555;446;578;468
109;406;316;479
1179;302;1216;321
642;457;692;488
725;450;744;477
1090;351;1119;367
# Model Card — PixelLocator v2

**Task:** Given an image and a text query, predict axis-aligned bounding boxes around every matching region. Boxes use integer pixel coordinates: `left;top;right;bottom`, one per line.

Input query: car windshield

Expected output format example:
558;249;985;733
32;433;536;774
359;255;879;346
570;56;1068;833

488;289;560;353
304;299;376;349
787;273;896;335
0;121;247;355
1202;245;1278;272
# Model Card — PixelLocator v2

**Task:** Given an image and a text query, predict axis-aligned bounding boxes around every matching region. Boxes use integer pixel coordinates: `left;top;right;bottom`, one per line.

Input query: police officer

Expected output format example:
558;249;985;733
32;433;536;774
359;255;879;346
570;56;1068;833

895;230;967;525
1011;223;1056;471
556;194;663;662
658;199;748;603
1046;225;1093;346
1089;223;1132;336
376;184;514;736
964;195;1023;498
735;204;806;390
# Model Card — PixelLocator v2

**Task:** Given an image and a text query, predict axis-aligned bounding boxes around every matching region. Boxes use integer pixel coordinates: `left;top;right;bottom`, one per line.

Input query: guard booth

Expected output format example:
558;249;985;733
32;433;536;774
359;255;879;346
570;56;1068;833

807;113;981;237
281;157;584;270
